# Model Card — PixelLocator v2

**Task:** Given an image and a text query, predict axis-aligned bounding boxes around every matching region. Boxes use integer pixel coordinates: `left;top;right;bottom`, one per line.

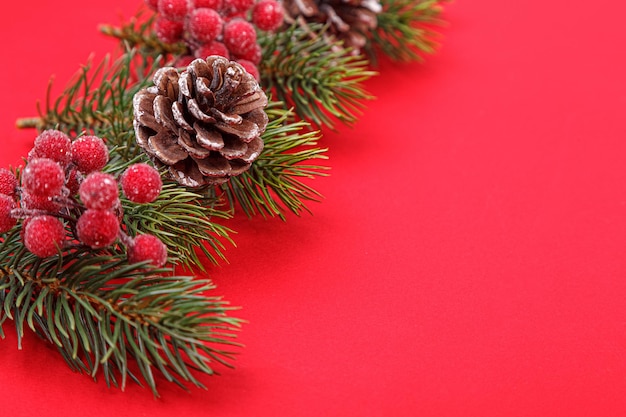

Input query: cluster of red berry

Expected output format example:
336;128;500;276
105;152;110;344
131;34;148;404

146;0;284;79
0;130;168;267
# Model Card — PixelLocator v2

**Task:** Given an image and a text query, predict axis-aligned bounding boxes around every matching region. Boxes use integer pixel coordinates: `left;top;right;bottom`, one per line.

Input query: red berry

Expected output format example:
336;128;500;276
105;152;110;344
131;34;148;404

223;19;257;56
0;168;18;198
155;17;184;43
237;59;260;80
120;163;163;204
0;194;16;233
128;234;168;267
233;42;261;64
22;158;65;198
252;0;284;32
189;0;222;11
21;192;62;212
188;8;224;43
71;136;109;174
76;209;120;249
23;215;65;257
194;40;230;59
79;172;119;210
28;130;72;166
224;0;254;13
65;168;83;196
158;0;188;21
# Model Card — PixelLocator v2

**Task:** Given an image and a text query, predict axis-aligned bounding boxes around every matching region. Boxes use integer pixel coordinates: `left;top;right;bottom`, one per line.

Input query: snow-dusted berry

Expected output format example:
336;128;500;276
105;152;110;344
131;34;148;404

22;158;65;198
0;194;16;233
28;130;72;166
223;19;257;56
0;168;18;198
195;41;230;59
23;215;65;257
188;8;224;43
21;192;61;212
145;0;159;10
128;234;168;267
120;163;162;204
76;209;120;249
189;0;223;11
252;0;284;32
234;42;261;64
158;0;188;21
71;135;109;174
156;17;185;43
237;59;260;80
175;55;196;67
79;172;119;210
224;0;254;13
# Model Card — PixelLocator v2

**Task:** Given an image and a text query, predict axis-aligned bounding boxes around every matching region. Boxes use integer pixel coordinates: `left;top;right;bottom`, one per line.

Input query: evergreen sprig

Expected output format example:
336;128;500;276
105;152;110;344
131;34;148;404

218;102;328;218
258;23;375;129
0;228;240;396
371;0;446;62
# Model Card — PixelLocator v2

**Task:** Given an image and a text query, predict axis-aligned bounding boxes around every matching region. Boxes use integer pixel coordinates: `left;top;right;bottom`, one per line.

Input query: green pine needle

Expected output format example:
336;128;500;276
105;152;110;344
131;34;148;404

0;228;241;396
371;0;447;62
258;23;376;130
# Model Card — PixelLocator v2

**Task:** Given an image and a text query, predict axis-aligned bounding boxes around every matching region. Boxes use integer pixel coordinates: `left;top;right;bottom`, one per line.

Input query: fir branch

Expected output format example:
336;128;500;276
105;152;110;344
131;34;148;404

0;229;241;396
370;0;446;62
218;102;328;219
258;23;376;129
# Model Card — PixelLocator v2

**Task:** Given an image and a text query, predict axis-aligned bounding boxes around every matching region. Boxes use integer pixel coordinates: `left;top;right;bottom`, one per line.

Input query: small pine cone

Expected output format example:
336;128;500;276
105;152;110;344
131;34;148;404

133;56;268;187
282;0;381;53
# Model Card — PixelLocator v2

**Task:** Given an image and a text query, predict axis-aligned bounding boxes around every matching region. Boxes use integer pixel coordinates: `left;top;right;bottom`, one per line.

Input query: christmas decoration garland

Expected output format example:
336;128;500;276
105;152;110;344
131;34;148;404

1;0;447;395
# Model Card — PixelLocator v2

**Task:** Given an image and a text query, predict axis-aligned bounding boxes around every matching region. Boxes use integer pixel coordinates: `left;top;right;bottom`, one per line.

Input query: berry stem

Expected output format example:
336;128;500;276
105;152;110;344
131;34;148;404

15;117;43;129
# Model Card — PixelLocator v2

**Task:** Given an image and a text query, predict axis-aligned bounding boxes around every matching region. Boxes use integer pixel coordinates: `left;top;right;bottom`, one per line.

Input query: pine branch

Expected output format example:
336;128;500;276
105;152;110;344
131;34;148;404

0;228;241;396
370;0;446;62
258;23;376;130
217;101;328;219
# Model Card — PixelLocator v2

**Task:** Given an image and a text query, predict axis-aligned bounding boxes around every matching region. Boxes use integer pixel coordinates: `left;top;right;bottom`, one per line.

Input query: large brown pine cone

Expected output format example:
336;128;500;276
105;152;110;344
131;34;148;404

282;0;381;53
133;56;269;187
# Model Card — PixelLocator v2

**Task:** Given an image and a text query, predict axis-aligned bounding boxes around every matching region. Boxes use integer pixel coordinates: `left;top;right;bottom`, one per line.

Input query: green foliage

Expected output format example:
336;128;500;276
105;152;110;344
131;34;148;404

0;228;240;396
371;0;446;62
218;102;328;219
258;23;375;129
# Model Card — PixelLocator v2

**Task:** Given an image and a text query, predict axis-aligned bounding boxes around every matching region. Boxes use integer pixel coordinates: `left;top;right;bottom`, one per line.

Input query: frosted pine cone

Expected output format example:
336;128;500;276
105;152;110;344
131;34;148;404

133;56;268;187
282;0;382;54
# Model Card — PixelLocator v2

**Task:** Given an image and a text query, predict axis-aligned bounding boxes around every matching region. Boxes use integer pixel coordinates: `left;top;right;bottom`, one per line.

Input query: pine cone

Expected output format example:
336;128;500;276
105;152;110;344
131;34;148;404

133;56;268;187
282;0;382;53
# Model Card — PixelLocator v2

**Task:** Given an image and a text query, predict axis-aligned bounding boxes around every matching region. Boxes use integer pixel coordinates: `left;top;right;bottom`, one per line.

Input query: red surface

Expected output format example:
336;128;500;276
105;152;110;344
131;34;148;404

2;1;626;416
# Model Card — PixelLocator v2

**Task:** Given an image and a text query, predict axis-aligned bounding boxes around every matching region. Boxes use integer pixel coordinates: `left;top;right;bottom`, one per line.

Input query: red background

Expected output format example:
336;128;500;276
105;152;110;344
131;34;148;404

2;1;626;416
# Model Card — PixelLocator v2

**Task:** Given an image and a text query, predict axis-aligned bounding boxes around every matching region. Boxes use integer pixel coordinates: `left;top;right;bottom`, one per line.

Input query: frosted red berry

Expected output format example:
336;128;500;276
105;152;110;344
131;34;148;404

155;17;185;43
21;192;61;212
252;0;284;32
188;8;224;43
120;163;162;204
237;59;260;80
79;172;119;210
223;19;257;56
22;158;65;198
234;42;261;64
189;0;223;11
195;41;230;59
0;168;18;198
158;0;188;21
224;0;254;13
23;215;65;257
145;0;159;10
28;130;72;166
175;55;196;67
71;136;109;173
128;234;168;267
0;194;16;233
76;209;120;249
